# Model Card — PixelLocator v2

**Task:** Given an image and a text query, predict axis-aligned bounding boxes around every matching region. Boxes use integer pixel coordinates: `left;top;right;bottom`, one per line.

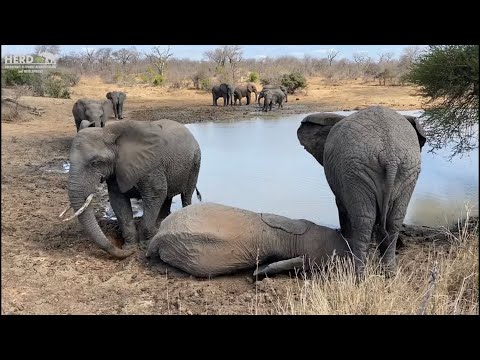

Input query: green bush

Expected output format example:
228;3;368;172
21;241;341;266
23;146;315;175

44;76;71;98
200;78;211;90
2;69;36;86
248;71;259;83
281;72;307;94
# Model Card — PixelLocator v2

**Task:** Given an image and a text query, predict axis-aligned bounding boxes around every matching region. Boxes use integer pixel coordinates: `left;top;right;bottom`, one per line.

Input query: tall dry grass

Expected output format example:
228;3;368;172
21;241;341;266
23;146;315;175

273;207;478;315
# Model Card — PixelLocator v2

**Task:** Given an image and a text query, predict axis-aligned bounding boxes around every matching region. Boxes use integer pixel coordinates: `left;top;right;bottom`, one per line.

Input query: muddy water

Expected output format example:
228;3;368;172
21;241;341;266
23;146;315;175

59;111;478;228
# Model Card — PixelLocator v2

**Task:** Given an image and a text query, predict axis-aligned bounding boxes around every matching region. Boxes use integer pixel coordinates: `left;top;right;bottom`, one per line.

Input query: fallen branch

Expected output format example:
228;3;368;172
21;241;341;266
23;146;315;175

1;97;45;116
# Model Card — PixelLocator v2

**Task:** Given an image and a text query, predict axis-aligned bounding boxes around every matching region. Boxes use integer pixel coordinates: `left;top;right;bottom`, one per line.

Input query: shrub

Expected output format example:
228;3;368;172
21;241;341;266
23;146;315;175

280;72;307;94
200;78;211;90
248;71;259;83
2;69;36;86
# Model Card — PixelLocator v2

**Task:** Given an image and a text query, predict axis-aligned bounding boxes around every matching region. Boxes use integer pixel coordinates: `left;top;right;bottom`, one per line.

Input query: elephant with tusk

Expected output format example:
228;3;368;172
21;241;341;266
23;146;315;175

62;119;202;259
146;203;350;278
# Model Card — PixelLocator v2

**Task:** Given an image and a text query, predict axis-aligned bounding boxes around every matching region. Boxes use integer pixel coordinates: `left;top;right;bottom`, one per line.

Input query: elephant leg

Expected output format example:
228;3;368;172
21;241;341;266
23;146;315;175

158;196;173;220
246;93;251;105
112;101;119;119
107;182;138;245
335;197;351;237
344;195;376;279
137;176;167;242
118;102;124;119
213;94;217;106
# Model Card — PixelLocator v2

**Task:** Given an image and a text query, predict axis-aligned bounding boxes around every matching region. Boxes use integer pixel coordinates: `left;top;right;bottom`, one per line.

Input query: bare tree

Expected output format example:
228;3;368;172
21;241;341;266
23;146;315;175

327;49;339;66
204;47;228;67
225;45;243;82
145;46;174;76
353;53;369;69
378;52;394;63
96;48;113;69
34;45;61;55
112;47;140;68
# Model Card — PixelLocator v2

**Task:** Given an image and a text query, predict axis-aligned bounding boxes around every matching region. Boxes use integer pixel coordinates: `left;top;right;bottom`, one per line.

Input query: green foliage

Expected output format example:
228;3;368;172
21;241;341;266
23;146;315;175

407;45;479;157
2;69;36;86
248;71;259;83
142;67;166;86
280;72;307;93
2;69;72;98
200;78;211;90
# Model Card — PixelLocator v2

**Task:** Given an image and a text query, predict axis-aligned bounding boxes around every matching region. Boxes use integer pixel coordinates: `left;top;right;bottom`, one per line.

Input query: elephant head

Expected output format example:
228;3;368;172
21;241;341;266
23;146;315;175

297;112;427;166
64;122;168;259
247;82;258;102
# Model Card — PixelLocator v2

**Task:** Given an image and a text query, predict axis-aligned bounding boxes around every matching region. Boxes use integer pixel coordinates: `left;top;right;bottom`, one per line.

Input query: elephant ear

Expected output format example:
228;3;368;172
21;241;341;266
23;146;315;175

119;92;126;102
114;122;167;193
297;113;346;166
261;213;311;235
404;115;427;149
101;99;114;118
301;112;346;126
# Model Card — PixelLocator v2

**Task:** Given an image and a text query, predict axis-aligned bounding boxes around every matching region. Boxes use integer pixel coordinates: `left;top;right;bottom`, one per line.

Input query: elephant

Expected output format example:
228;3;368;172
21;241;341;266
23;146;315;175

60;119;202;259
72;98;112;132
106;91;126;119
212;83;234;106
262;89;285;112
146;203;349;278
258;85;288;105
297;106;426;277
233;83;258;105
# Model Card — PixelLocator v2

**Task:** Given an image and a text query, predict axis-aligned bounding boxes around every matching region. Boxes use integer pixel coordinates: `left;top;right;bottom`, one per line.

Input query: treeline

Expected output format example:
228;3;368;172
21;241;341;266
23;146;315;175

53;45;424;89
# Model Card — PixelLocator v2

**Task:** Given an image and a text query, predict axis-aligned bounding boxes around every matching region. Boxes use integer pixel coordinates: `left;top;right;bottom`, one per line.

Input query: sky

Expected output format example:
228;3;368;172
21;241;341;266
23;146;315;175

1;45;423;61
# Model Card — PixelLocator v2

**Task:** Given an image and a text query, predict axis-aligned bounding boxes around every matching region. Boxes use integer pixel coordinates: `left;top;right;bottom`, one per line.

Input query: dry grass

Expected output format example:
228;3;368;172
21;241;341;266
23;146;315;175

274;206;478;315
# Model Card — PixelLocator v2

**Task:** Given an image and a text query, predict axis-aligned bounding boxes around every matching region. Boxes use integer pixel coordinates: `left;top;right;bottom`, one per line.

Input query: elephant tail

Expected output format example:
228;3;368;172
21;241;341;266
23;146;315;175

195;187;202;202
378;162;398;238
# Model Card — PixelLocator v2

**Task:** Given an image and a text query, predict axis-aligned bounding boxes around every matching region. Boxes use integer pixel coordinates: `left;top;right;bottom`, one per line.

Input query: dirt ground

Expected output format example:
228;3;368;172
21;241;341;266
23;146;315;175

1;76;447;314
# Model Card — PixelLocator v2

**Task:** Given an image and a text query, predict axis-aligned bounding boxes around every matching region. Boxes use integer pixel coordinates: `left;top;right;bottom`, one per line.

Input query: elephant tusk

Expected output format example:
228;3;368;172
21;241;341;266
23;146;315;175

62;194;94;222
59;205;71;218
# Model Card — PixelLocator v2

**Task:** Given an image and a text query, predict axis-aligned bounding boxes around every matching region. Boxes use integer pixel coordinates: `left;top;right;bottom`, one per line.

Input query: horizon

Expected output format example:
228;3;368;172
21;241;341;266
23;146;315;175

1;45;424;61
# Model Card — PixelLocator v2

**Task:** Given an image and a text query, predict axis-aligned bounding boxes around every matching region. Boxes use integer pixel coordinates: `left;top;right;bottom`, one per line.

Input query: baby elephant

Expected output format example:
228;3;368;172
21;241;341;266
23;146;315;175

106;91;126;119
72;98;112;132
146;203;350;278
263;89;285;112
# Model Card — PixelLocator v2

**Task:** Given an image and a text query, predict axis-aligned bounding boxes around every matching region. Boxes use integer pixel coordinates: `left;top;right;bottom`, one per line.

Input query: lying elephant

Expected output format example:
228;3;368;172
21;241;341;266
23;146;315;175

146;203;350;278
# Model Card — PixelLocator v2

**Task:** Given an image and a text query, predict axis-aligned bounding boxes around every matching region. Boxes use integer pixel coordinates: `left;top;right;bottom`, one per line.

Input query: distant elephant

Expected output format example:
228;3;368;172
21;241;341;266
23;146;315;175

146;203;349;278
106;91;126;119
212;83;234;106
262;89;285;112
297;106;426;277
233;83;258;105
72;98;112;132
60;119;202;259
258;85;288;105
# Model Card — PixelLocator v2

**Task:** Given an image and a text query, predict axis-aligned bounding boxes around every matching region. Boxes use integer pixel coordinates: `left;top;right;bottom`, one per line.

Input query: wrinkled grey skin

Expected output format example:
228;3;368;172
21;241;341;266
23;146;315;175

263;89;285;112
258;85;288;105
68;119;202;259
297;106;426;277
212;83;234;106
72;98;112;132
233;83;258;105
106;91;126;119
146;203;350;278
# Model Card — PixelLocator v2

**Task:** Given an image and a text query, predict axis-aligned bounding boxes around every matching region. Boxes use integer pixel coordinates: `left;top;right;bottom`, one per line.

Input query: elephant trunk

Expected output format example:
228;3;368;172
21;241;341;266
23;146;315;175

68;175;134;259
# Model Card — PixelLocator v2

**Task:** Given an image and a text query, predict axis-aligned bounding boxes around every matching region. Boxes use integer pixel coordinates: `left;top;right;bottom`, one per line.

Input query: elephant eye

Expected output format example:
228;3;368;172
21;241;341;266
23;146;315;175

90;158;103;167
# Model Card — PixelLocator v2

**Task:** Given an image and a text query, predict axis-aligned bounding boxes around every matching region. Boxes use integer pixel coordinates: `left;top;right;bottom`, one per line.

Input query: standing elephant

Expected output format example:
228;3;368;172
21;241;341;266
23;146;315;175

72;98;112;131
263;89;285;112
60;119;202;259
212;83;234;106
106;91;127;119
233;83;258;105
258;85;288;105
297;106;426;277
146;203;349;278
